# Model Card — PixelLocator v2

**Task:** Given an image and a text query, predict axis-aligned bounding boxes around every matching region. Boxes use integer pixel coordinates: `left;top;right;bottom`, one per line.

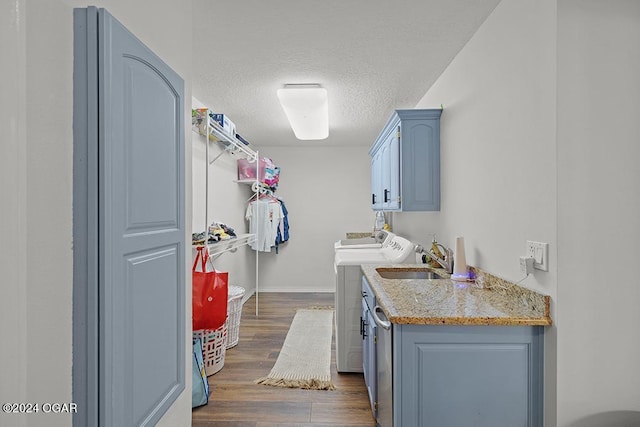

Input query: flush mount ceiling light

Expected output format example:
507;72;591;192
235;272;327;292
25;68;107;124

277;84;329;140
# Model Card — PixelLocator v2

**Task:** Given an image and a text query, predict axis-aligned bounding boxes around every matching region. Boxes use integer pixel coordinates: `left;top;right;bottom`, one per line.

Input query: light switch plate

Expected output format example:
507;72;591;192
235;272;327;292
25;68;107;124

526;241;549;271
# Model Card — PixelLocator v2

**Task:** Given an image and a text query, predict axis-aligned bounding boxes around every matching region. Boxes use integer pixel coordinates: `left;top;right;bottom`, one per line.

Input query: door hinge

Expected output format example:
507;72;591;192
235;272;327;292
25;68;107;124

397;125;401;140
374;335;378;344
374;401;378;412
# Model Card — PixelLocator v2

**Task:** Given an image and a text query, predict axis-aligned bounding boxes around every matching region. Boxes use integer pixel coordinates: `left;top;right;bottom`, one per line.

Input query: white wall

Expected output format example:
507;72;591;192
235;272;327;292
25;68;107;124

405;0;559;424
0;2;28;427
557;1;640;425
0;1;193;426
256;146;374;292
407;0;558;295
400;0;640;425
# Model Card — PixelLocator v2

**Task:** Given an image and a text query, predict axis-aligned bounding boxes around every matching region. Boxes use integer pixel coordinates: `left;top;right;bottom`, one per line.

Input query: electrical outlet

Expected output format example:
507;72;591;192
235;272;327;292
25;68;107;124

526;240;549;271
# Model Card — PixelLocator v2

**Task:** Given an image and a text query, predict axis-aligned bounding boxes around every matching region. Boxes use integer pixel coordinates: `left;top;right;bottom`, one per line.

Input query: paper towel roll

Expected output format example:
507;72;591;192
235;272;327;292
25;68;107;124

451;236;471;281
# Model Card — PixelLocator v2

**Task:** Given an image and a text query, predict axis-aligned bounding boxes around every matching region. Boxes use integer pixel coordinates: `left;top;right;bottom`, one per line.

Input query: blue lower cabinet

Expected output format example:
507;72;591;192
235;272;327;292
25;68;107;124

361;278;377;416
363;306;376;415
393;324;544;427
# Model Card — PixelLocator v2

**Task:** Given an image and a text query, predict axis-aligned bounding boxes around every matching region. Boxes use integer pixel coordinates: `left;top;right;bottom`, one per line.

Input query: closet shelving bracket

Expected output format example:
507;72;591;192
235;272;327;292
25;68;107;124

192;107;262;316
197;233;257;261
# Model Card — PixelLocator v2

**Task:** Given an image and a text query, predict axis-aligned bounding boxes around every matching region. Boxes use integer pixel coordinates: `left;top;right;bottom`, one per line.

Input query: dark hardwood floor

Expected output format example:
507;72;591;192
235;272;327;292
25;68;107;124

192;292;376;427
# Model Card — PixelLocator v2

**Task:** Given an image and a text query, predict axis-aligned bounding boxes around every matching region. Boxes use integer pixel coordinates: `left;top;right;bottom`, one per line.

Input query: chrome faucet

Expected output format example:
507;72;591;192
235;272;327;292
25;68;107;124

421;243;454;274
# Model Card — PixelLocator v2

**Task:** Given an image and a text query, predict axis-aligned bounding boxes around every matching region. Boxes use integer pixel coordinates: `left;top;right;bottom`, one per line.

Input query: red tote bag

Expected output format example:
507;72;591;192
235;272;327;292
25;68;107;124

192;247;228;331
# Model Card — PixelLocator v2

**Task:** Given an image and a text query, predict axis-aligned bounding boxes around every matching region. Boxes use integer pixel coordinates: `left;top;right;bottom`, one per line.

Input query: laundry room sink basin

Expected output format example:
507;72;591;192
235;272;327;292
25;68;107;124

375;268;445;280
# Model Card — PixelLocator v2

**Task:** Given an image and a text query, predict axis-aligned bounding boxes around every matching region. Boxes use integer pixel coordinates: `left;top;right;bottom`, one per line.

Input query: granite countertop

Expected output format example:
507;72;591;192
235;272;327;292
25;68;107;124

361;264;552;326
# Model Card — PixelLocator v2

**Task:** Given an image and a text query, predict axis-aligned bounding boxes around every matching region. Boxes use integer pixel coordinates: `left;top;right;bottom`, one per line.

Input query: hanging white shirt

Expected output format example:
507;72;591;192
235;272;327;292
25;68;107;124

246;198;283;252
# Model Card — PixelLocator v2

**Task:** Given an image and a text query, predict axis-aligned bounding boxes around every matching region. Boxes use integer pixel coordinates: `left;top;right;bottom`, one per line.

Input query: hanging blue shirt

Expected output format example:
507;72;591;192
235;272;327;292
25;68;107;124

275;199;289;253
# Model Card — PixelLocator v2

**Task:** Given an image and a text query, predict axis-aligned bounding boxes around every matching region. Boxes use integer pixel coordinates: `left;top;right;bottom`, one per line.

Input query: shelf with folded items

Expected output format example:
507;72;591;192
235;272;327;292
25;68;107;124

194;233;256;259
191;110;257;162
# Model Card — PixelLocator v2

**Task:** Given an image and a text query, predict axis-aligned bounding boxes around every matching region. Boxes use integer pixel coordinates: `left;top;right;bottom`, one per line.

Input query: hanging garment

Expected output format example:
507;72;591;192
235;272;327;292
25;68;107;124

245;197;283;252
275;198;289;253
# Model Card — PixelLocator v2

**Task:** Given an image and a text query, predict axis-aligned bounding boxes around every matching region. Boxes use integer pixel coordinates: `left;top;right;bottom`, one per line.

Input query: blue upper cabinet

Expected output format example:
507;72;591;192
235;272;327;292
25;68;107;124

369;109;442;211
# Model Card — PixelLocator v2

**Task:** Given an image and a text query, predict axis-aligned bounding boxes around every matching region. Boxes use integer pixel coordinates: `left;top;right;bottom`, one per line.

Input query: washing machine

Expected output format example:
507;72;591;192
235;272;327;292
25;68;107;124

334;233;417;373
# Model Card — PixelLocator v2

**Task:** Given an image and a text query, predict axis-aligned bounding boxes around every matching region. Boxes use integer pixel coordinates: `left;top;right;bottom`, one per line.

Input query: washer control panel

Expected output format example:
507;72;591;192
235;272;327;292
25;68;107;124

381;235;416;263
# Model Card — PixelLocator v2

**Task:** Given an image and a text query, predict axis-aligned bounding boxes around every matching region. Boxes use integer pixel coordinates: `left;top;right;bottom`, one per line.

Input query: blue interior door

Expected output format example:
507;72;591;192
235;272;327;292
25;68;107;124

73;7;185;427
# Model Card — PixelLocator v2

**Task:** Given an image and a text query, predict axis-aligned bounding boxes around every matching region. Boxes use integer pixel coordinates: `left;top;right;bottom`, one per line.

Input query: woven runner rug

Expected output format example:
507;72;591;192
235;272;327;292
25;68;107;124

255;308;336;390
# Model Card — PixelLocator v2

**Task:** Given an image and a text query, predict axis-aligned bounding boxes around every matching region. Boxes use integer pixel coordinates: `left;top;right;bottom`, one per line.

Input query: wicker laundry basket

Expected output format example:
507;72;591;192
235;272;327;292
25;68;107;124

192;285;244;375
193;323;228;376
226;285;245;349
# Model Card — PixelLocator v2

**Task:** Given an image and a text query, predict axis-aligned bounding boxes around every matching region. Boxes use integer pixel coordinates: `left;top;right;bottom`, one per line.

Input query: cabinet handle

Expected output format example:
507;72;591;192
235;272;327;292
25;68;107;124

362;318;368;339
384;189;389;203
372;193;376;204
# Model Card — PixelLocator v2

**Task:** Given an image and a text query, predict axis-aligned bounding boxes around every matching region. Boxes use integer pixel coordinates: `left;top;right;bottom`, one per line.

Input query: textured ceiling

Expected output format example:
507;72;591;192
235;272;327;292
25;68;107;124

193;0;500;147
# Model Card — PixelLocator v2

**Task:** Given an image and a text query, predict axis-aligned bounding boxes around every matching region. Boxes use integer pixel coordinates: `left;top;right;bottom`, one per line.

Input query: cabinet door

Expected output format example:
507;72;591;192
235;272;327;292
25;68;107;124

380;138;390;210
370;149;383;209
362;277;378;416
362;304;377;416
395;325;543;427
400;118;440;211
385;127;400;210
